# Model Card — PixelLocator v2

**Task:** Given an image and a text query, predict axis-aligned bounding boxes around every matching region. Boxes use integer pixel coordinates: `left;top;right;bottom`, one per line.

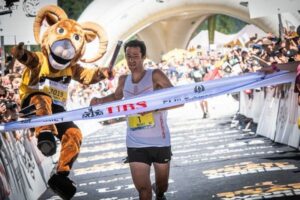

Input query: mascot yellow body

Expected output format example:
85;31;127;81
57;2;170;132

11;5;109;199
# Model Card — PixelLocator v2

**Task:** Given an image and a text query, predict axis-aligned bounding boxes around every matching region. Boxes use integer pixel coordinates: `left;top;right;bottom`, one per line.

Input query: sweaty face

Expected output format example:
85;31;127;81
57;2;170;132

125;47;144;71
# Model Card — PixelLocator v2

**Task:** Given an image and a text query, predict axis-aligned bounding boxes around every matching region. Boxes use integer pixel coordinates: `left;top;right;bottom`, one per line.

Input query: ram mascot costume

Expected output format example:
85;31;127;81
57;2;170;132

11;5;109;199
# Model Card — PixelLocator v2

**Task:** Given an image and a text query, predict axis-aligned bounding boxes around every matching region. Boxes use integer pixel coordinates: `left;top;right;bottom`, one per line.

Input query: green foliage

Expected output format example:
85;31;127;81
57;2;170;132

193;14;248;37
58;0;93;20
4;45;40;55
216;14;247;34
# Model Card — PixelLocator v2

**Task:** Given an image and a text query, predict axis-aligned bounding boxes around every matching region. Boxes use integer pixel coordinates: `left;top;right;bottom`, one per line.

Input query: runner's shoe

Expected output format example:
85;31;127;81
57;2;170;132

152;183;167;200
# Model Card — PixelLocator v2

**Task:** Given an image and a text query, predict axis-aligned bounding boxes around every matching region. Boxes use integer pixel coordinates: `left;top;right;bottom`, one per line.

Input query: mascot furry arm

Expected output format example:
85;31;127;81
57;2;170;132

10;5;109;199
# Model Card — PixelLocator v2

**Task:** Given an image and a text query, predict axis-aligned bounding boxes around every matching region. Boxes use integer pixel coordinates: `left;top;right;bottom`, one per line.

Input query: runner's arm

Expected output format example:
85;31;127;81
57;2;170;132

152;69;183;111
90;75;126;106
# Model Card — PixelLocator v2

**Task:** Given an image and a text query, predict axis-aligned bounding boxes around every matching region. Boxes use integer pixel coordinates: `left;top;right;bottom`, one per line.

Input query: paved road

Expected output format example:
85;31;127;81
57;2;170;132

39;96;300;200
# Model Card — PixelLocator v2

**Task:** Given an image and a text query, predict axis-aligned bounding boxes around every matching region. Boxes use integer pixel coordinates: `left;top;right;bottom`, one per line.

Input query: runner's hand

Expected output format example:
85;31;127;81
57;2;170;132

90;97;100;106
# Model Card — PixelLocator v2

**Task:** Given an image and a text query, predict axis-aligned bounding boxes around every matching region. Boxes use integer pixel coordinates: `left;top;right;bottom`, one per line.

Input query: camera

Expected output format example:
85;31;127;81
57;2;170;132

0;99;18;109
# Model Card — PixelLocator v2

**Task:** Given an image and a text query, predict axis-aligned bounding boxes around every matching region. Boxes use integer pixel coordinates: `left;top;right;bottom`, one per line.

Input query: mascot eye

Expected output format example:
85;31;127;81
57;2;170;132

57;27;65;34
73;34;80;41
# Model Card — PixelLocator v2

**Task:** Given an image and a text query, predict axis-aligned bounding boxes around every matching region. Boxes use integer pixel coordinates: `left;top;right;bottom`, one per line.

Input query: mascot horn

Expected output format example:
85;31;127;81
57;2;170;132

11;5;110;199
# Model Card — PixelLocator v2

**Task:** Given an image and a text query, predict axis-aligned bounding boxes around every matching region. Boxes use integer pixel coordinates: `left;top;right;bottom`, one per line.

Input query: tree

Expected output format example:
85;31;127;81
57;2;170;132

58;0;93;20
193;14;247;37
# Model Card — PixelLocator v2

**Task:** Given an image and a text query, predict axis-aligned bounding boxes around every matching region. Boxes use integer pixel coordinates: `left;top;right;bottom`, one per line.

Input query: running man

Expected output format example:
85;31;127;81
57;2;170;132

90;39;179;200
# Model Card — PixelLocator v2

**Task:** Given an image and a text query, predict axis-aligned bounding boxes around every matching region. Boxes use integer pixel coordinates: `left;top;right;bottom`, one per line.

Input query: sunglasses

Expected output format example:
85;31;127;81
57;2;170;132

0;93;6;97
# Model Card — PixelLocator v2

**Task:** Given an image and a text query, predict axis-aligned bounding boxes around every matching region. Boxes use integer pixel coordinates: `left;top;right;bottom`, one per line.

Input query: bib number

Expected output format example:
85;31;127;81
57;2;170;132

128;113;155;131
39;79;68;106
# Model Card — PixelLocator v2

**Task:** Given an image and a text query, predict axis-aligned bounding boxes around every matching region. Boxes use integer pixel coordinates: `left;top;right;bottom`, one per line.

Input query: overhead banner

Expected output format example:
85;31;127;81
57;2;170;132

0;71;295;132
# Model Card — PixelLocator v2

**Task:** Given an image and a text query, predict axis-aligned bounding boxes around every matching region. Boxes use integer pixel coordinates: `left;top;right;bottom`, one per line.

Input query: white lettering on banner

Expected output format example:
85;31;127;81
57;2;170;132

0;71;295;132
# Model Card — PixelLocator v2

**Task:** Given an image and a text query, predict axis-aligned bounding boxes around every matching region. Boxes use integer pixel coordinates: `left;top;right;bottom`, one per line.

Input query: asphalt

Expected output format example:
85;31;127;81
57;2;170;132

39;96;300;200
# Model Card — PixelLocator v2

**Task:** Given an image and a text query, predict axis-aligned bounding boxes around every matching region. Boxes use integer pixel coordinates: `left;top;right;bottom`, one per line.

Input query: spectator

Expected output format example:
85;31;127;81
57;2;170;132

0;86;8;118
294;53;300;105
0;86;18;123
190;62;209;118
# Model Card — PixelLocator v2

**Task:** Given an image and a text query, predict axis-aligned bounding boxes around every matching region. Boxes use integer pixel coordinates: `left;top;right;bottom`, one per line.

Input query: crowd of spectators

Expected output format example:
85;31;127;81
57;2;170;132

0;58;23;123
0;25;299;124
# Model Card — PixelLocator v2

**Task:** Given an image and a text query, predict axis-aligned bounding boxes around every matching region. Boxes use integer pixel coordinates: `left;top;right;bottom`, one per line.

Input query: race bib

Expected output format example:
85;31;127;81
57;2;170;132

39;79;68;106
128;113;155;131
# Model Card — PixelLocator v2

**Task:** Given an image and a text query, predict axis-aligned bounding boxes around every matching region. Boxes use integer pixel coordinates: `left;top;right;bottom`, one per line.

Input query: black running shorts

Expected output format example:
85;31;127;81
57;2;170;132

127;146;172;166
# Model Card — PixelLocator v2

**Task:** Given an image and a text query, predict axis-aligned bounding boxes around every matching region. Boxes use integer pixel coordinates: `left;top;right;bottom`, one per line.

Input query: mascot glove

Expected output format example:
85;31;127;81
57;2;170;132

11;42;25;60
99;67;116;79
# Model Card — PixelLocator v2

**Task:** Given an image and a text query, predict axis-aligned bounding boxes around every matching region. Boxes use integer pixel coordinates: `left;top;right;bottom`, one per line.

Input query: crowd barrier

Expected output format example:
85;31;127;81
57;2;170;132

0;129;55;200
239;83;300;148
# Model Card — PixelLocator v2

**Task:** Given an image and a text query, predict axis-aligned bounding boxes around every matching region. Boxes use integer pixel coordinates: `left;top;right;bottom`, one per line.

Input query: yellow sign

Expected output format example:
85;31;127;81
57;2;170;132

128;113;155;130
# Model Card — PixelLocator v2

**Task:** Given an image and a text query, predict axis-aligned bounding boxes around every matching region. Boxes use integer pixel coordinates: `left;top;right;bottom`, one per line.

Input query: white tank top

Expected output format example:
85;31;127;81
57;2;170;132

123;69;170;148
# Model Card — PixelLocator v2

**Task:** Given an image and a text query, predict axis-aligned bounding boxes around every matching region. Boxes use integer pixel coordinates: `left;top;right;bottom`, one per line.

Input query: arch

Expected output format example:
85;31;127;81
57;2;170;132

79;0;299;63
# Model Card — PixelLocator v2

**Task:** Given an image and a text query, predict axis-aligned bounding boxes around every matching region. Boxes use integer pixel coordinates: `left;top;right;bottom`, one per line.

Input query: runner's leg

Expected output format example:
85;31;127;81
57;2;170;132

129;162;152;200
153;162;170;197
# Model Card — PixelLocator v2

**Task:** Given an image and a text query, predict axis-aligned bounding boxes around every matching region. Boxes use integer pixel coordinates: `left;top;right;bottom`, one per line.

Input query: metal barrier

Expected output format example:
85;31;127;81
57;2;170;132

240;83;300;148
0;129;55;200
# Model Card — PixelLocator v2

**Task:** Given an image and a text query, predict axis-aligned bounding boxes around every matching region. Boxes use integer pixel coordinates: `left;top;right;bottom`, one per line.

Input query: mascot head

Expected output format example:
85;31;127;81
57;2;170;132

33;5;108;70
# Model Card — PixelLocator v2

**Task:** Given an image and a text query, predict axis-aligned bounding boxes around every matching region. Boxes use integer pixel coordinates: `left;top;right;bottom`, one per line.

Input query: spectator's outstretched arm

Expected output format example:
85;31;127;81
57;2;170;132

252;55;270;68
275;61;300;72
252;55;299;73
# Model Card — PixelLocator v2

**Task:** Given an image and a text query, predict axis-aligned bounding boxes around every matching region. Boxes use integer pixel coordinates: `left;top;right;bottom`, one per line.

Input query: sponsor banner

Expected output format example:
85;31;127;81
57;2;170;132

0;71;295;132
